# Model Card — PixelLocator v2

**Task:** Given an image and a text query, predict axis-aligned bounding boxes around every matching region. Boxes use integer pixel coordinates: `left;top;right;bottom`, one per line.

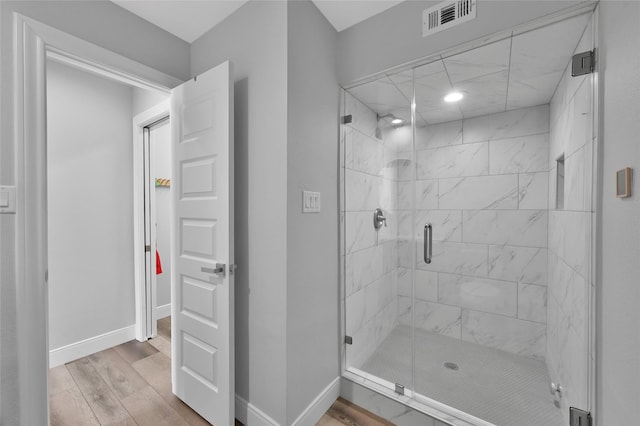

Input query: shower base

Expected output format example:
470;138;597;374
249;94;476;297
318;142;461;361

358;325;563;426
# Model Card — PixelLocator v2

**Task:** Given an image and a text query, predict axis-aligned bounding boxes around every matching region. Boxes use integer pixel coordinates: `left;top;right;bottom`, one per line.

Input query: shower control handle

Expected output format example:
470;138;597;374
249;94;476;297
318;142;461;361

373;208;387;230
424;223;432;264
550;382;563;396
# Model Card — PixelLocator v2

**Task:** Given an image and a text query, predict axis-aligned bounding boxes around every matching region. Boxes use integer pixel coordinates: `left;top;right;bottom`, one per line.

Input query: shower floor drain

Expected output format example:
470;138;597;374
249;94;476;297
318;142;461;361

444;362;459;371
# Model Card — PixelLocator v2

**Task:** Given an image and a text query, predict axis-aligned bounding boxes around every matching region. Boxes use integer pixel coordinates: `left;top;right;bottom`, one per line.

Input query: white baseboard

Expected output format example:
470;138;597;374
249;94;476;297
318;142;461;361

235;394;280;426
156;303;171;319
49;325;136;368
292;376;340;426
234;376;340;426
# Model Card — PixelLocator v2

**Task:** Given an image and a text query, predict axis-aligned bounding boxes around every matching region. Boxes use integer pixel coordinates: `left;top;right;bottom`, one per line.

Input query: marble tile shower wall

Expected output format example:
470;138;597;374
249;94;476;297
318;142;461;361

396;104;550;360
343;92;401;369
546;21;593;425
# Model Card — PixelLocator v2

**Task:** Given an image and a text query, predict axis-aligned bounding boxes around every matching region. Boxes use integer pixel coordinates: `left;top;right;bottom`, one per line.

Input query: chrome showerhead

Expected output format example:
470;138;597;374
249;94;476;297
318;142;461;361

377;113;404;126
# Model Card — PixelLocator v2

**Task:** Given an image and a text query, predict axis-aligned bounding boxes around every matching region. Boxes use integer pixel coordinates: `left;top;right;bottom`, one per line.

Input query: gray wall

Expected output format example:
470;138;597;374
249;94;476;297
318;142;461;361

47;60;136;351
191;2;289;423
597;2;640;424
285;1;339;422
0;2;189;423
3;1;189;80
192;2;341;423
337;0;590;85
132;87;169;117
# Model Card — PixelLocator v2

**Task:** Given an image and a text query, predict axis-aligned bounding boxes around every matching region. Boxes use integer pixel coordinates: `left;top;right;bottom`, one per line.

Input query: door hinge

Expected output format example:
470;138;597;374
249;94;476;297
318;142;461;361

145;245;151;252
342;114;353;124
344;335;353;345
395;383;405;395
570;407;592;426
572;50;595;77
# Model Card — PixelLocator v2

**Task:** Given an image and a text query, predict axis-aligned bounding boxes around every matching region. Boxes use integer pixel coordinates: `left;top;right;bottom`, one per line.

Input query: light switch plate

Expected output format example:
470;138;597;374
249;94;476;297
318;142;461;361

0;186;17;214
302;191;321;213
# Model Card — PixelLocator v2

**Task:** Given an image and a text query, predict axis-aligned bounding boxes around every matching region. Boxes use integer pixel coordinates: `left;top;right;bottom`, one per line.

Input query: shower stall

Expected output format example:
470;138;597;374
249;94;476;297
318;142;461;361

340;10;596;426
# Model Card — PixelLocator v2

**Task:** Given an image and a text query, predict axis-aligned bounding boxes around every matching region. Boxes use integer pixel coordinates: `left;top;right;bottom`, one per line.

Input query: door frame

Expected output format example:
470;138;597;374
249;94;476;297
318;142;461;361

12;13;181;424
133;101;171;342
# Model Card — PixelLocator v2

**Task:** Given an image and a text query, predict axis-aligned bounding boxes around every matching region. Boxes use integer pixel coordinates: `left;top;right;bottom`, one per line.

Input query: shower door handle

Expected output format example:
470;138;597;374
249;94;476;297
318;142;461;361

424;223;432;264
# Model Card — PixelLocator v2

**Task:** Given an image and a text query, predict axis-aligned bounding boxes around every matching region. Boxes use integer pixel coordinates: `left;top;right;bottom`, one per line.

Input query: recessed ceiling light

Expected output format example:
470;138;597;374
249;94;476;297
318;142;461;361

444;92;464;103
391;117;404;125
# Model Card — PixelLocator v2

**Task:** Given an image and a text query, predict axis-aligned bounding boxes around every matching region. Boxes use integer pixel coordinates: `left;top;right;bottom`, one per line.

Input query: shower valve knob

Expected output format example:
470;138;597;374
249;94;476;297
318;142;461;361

373;208;387;230
550;382;563;396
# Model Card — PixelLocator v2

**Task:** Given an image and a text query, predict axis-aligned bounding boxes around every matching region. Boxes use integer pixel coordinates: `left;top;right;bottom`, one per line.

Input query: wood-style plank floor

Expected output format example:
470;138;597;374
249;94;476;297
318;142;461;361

49;317;390;426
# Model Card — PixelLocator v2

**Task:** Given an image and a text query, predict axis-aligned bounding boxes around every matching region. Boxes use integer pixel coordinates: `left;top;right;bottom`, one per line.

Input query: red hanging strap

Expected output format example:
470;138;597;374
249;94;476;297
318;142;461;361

156;249;163;275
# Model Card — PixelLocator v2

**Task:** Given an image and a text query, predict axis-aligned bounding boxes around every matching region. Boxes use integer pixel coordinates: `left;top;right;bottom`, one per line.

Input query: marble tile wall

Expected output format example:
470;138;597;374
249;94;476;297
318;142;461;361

546;20;593;425
343;92;401;369
397;104;551;360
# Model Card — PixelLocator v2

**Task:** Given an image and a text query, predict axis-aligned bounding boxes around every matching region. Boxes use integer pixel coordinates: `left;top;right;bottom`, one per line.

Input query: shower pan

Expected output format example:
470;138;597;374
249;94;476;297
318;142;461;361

340;9;596;426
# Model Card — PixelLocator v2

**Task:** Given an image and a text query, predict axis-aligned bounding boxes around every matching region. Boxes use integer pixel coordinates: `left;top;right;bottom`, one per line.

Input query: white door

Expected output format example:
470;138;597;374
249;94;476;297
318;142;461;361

171;61;234;425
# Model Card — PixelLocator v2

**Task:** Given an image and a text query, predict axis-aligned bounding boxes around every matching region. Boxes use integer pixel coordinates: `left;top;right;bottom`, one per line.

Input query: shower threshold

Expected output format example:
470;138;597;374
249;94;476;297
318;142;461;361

352;325;563;426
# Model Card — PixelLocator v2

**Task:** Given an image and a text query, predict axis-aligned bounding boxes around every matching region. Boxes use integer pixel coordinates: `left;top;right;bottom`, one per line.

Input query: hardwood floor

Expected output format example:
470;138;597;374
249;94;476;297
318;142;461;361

49;317;390;426
318;398;394;426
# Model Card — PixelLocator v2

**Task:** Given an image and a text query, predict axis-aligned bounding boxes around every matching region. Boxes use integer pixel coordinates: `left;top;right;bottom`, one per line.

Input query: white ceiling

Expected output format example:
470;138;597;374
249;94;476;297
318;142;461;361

111;0;406;43
347;13;591;127
312;0;405;32
111;1;249;43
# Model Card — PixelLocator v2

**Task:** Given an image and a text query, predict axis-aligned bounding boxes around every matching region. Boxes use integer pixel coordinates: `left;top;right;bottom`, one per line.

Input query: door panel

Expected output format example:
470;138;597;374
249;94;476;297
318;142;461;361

171;61;234;426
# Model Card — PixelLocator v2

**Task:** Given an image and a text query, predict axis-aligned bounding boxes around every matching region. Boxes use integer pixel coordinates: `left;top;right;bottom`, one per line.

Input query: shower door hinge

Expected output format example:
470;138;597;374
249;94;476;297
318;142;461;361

145;245;151;252
344;335;353;345
395;383;405;395
569;407;592;426
572;50;595;77
342;114;353;124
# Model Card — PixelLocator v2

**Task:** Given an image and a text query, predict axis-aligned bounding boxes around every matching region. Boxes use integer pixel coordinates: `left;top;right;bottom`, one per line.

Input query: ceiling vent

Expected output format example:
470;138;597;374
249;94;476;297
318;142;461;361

422;0;477;37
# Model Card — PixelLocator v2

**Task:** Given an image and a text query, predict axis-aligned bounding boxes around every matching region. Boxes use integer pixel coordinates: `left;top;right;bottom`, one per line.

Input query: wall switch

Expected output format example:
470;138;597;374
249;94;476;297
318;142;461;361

302;191;321;213
0;186;16;214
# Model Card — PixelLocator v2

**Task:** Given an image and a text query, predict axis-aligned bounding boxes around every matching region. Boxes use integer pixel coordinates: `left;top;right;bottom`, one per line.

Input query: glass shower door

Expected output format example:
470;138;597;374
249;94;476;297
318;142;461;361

409;13;594;424
341;13;594;425
341;70;415;395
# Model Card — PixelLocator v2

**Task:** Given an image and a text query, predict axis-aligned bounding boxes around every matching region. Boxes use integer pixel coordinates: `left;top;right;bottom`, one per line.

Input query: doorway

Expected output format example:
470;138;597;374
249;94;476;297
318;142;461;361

46;57;170;368
134;104;172;342
16;15;235;425
144;117;172;339
45;53;190;423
